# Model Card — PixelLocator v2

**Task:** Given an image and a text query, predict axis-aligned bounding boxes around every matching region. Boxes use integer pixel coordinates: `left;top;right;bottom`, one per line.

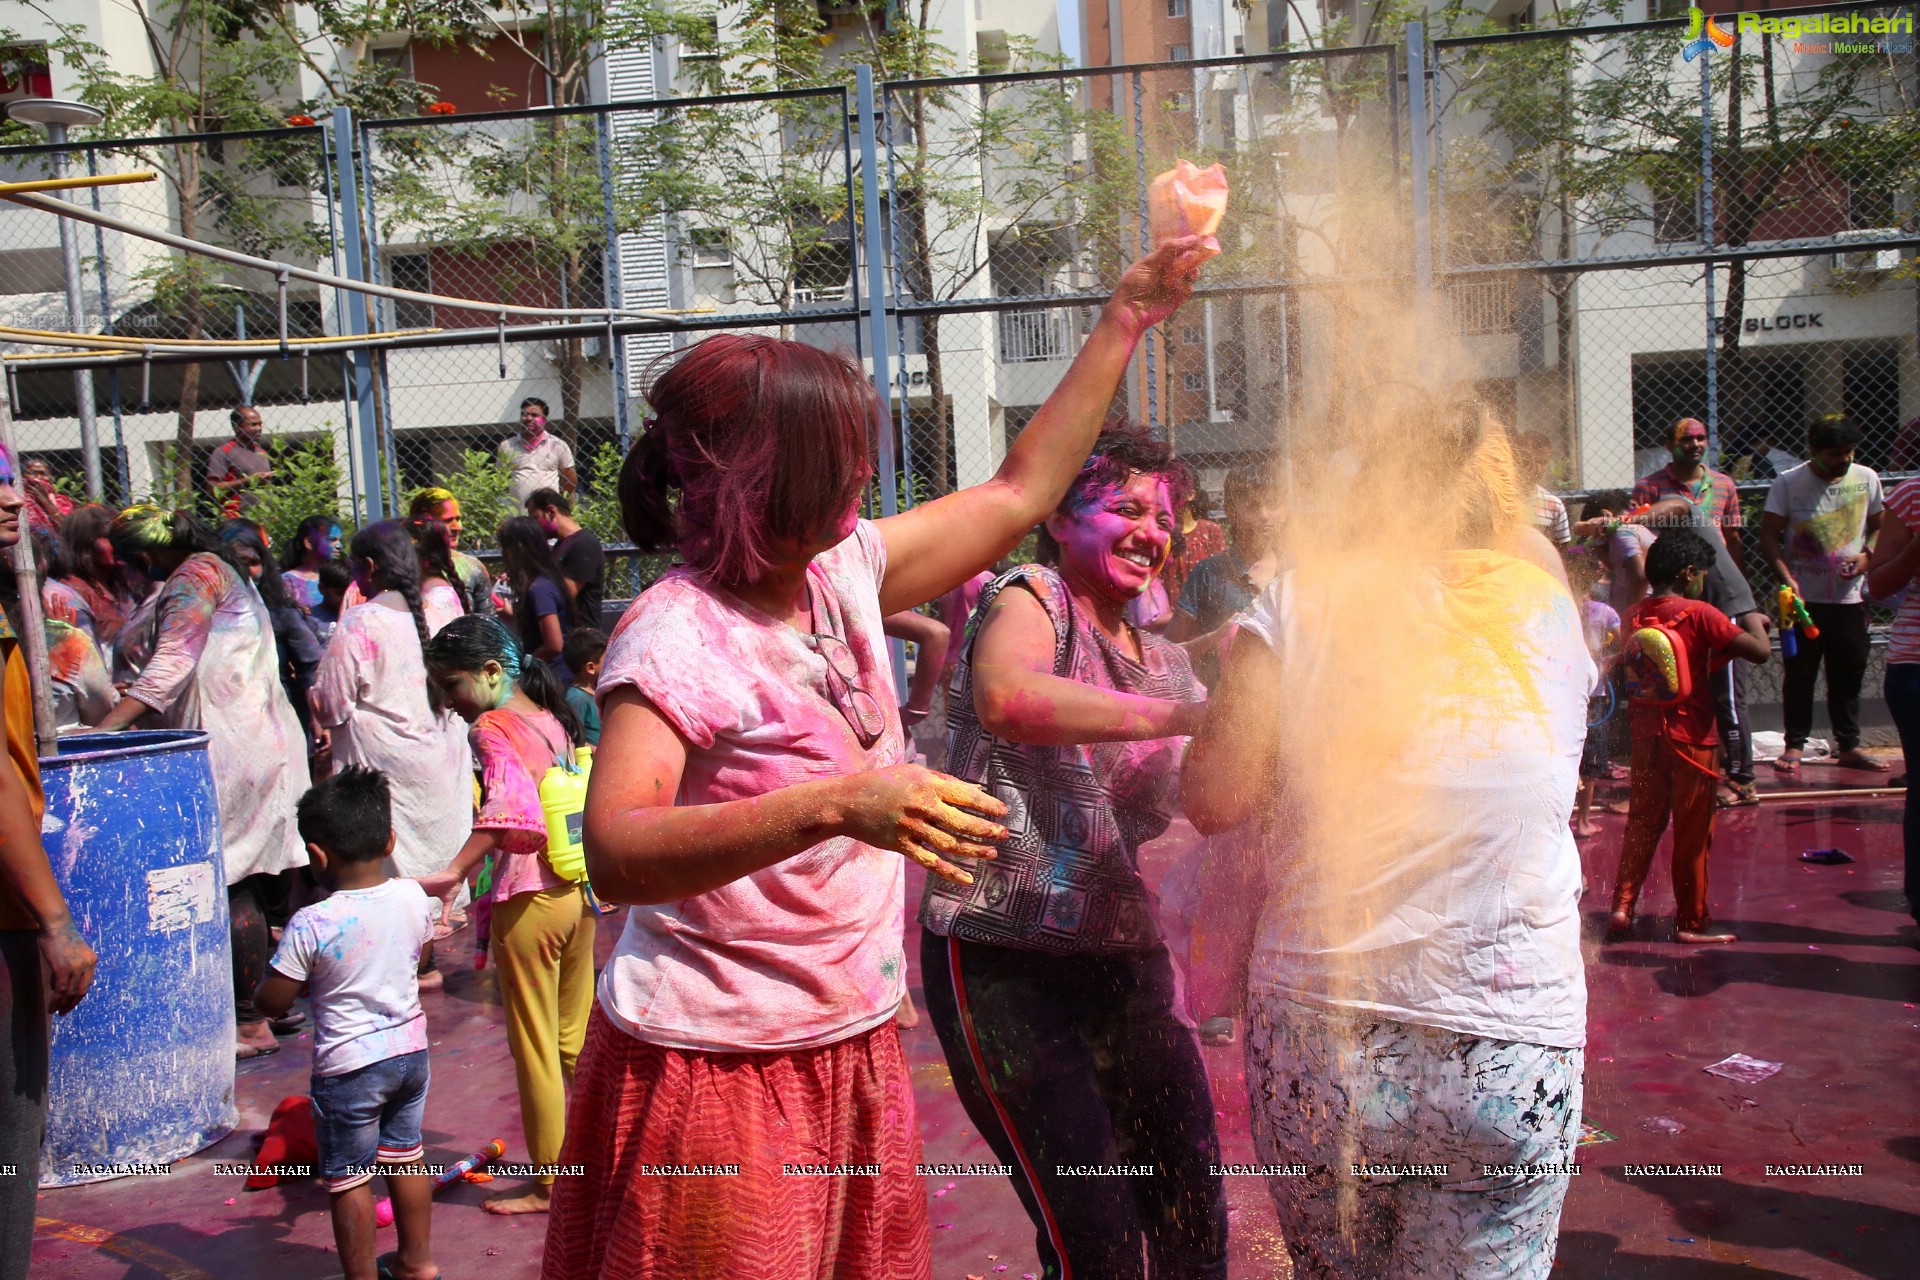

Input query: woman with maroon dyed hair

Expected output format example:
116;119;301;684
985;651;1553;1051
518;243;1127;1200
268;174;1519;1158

540;235;1215;1280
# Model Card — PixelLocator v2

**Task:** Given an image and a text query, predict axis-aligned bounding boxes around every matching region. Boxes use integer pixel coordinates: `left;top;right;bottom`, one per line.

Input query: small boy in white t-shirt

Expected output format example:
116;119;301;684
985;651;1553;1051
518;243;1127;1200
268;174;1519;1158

255;767;441;1280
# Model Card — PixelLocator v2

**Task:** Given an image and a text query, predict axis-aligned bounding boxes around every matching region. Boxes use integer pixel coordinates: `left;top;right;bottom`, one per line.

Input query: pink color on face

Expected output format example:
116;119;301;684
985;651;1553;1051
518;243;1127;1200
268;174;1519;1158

1050;473;1175;602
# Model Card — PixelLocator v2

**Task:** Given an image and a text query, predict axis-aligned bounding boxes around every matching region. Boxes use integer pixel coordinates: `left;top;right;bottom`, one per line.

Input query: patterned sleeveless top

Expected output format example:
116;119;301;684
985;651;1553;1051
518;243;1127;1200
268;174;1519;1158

919;565;1201;954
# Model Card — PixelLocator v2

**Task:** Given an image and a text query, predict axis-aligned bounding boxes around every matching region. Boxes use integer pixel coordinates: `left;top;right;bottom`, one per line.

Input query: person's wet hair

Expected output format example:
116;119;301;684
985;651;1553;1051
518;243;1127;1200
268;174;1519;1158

620;333;877;583
1645;527;1715;588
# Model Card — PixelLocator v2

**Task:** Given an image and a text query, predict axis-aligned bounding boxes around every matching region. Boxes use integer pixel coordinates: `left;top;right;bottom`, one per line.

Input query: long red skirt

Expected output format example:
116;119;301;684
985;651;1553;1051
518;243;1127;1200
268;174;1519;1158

540;1006;931;1280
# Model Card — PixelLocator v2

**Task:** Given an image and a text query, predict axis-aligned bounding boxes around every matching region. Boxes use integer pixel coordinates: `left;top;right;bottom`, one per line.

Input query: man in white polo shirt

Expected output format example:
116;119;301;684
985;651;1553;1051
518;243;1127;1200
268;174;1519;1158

499;397;577;507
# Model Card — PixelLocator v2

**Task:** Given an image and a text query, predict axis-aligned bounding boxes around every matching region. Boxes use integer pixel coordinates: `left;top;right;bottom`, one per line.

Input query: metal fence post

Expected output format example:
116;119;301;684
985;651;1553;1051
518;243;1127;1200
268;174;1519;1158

85;148;129;502
1699;51;1719;465
856;66;898;518
880;82;914;492
356;122;402;511
330;105;384;523
1406;22;1437;382
595;111;633;454
856;65;908;695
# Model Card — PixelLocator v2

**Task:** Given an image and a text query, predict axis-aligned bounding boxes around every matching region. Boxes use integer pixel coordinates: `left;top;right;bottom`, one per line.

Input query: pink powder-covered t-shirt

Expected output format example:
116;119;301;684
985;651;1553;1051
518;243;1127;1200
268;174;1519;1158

594;520;908;1053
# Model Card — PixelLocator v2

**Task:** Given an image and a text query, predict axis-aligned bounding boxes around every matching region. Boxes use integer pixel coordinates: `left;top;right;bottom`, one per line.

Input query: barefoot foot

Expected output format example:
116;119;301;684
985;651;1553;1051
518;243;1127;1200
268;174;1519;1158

481;1184;552;1215
1574;819;1603;837
1605;911;1633;940
236;1020;279;1060
894;991;920;1029
1676;927;1738;944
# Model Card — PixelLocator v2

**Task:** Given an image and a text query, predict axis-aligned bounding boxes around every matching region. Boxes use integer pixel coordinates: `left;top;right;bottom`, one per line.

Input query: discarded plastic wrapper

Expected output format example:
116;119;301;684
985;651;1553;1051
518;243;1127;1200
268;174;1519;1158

1640;1116;1687;1136
1704;1053;1783;1084
1147;159;1229;247
1799;847;1854;865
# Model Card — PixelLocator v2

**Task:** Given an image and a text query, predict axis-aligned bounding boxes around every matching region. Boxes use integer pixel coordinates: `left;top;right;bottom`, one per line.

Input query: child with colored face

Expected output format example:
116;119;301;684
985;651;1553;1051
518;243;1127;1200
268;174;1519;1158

418;615;588;1217
283;515;345;613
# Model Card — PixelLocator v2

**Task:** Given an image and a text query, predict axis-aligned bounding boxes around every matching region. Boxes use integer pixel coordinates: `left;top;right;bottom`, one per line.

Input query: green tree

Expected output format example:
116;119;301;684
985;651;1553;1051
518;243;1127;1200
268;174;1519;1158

359;1;708;436
248;437;348;548
11;1;348;492
625;0;1119;496
1438;2;1918;453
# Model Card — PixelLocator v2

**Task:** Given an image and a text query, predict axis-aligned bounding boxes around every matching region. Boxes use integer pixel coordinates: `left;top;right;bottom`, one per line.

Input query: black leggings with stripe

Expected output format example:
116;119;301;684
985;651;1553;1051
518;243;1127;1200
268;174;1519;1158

920;931;1228;1280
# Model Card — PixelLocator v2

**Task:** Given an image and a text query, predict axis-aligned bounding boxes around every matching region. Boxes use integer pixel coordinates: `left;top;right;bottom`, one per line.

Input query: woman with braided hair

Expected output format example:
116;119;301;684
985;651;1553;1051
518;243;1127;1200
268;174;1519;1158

96;504;311;1058
313;522;475;987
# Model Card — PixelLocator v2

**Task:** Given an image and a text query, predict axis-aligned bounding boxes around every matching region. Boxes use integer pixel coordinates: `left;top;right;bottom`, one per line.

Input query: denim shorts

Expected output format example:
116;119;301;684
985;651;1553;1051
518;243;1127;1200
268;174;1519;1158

309;1050;430;1192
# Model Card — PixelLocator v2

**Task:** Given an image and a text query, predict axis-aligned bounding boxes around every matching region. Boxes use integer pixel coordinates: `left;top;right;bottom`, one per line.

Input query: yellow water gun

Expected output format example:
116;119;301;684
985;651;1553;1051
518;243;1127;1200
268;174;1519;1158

1775;586;1819;658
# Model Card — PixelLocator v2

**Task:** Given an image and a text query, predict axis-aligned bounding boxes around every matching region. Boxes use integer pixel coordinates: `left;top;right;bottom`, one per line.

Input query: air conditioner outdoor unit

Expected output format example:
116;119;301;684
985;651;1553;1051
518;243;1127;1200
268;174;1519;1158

1831;233;1904;274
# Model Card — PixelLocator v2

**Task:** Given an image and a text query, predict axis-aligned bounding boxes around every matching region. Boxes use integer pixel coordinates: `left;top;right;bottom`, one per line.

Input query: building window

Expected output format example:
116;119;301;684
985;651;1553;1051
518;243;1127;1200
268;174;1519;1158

688;227;732;268
1184;372;1205;391
1447;274;1516;336
387;253;434;329
1652;183;1699;244
370;45;411;76
1169;43;1191;61
1168;0;1189;15
682;15;722;60
792;235;853;302
1182;325;1204;345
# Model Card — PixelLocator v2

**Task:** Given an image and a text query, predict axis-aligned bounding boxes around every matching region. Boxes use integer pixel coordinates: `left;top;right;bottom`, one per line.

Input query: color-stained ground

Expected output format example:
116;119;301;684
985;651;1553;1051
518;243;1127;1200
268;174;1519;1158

28;759;1920;1280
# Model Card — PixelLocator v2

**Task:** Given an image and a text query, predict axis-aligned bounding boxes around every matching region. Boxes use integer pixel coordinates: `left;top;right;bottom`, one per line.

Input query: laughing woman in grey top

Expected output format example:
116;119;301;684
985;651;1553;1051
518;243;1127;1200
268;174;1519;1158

918;423;1225;1280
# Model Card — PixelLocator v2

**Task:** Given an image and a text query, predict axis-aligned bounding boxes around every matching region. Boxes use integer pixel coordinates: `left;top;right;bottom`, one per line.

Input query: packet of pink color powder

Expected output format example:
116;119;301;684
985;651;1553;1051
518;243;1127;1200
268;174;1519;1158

1703;1053;1783;1084
1147;159;1229;247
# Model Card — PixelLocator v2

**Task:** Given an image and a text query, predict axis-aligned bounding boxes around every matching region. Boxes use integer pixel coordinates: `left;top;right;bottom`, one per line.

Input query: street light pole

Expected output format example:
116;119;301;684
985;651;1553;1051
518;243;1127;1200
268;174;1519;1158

7;98;106;502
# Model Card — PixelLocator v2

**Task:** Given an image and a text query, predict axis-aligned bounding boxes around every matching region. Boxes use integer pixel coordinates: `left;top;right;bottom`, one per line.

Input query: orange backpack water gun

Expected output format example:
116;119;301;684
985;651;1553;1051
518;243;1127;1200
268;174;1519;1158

1623;622;1691;706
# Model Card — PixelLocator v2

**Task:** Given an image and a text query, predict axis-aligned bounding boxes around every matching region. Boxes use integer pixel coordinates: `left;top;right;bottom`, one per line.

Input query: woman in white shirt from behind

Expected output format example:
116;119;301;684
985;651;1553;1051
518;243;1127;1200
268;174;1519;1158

1184;406;1592;1280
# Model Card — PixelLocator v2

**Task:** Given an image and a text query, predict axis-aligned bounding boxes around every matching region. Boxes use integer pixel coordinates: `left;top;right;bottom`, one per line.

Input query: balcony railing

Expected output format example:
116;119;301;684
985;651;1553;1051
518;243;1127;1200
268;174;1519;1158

997;307;1074;363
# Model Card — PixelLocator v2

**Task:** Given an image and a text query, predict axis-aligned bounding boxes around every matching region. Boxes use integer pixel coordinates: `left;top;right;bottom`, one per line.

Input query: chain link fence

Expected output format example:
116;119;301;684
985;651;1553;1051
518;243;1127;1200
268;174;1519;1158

1;6;1914;568
355;87;862;561
1431;4;1918;495
881;44;1404;512
0;124;356;533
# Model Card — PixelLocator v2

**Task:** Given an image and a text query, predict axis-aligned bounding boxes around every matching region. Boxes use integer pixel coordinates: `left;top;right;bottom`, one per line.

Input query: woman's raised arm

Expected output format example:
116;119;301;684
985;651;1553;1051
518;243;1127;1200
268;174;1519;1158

875;236;1216;615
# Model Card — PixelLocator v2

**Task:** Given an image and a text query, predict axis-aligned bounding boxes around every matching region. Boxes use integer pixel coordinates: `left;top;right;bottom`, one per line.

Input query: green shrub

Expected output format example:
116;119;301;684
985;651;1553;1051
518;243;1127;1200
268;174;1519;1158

438;448;516;550
249;437;349;548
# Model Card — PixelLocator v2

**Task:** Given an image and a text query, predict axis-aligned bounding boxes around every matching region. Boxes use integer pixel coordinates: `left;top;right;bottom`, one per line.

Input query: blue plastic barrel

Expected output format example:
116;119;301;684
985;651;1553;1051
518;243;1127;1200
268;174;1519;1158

37;730;236;1187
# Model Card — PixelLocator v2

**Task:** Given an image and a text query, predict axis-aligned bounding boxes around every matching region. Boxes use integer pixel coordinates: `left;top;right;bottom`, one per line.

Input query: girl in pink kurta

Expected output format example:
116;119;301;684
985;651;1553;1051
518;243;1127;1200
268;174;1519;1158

540;235;1217;1280
418;614;591;1217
